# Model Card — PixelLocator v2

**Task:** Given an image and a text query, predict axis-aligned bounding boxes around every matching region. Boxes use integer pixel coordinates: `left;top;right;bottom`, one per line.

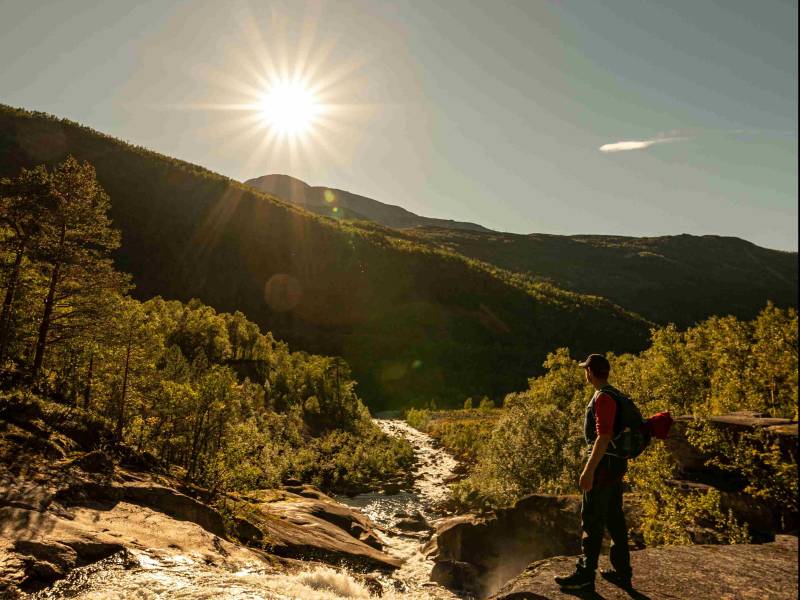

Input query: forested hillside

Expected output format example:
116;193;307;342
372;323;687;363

410;229;798;327
246;174;796;327
0;105;651;410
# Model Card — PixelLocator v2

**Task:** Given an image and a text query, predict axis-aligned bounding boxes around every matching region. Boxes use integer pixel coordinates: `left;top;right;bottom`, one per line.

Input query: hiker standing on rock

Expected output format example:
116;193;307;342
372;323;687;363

555;354;633;592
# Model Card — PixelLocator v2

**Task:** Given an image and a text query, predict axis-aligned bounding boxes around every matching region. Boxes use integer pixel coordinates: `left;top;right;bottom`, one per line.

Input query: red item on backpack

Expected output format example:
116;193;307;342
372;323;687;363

640;412;673;440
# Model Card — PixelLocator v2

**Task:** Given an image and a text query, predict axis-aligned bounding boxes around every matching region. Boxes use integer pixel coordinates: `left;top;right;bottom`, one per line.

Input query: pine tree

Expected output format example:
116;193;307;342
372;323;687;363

0;165;52;364
29;156;129;380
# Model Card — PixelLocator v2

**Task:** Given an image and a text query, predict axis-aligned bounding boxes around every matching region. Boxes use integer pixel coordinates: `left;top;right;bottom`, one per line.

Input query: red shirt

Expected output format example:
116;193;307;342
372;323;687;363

594;392;616;436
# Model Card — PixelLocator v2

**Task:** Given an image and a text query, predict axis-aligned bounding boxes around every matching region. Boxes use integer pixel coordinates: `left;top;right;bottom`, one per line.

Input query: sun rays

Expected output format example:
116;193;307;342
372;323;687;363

167;4;377;178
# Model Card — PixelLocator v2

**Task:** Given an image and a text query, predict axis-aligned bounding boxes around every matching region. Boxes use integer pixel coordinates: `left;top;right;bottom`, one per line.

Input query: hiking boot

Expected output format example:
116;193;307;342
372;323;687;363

600;568;632;589
554;568;595;591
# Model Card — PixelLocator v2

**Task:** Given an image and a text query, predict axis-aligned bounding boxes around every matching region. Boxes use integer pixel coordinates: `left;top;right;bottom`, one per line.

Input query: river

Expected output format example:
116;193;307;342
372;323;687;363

31;419;466;600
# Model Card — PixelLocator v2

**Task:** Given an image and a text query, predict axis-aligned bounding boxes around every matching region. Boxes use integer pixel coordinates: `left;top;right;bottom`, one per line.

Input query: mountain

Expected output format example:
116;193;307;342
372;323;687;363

245;173;489;232
408;229;798;327
0;105;651;410
246;175;796;328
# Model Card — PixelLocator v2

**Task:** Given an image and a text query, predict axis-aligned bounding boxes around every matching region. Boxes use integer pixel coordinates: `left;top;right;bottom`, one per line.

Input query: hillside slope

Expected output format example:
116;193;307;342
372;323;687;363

410;229;798;326
0;105;651;409
245;173;489;232
246;175;797;328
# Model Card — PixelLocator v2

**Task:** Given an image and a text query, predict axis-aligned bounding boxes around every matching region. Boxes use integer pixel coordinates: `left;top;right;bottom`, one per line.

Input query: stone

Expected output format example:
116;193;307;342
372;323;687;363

71;450;114;474
430;560;481;594
362;574;384;596
490;536;799;600
233;491;401;571
426;495;582;597
122;481;227;537
395;511;431;532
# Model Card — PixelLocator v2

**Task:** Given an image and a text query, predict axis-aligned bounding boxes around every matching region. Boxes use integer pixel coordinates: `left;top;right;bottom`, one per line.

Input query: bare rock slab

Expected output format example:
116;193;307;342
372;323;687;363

490;536;798;600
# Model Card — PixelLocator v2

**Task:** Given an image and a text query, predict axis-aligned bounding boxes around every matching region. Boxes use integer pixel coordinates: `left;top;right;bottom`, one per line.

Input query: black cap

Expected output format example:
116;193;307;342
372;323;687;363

579;354;610;377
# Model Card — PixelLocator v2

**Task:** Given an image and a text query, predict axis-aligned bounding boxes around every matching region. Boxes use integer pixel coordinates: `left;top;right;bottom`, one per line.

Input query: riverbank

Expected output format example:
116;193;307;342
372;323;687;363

0;394;465;598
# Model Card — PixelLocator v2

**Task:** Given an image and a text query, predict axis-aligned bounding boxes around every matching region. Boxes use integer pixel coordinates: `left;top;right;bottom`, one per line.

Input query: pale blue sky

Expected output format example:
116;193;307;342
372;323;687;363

1;0;796;250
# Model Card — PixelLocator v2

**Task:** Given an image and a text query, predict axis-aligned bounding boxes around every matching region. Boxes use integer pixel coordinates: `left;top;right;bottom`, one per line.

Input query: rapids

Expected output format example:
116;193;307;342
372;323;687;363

31;419;465;600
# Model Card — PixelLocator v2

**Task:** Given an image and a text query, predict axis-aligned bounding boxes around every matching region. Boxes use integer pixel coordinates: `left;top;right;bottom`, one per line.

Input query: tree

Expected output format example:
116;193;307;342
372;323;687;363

28;157;128;380
0;166;52;364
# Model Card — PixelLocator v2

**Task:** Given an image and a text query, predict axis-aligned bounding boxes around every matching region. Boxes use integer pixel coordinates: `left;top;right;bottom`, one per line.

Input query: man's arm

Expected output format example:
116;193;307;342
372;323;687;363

580;434;611;492
580;391;617;492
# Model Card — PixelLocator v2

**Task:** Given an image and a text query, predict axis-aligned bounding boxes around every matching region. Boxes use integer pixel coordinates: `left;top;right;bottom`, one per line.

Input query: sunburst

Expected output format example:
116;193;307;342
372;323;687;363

173;5;377;178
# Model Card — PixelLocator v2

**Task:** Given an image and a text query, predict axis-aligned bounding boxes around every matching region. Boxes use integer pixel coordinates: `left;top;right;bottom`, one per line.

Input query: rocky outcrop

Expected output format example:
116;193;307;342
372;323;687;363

665;411;798;538
490;535;798;600
0;393;400;595
665;411;797;475
424;495;586;597
230;488;400;571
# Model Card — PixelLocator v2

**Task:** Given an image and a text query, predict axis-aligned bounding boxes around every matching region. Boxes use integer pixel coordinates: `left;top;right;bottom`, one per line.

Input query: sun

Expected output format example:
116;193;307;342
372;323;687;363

260;79;320;137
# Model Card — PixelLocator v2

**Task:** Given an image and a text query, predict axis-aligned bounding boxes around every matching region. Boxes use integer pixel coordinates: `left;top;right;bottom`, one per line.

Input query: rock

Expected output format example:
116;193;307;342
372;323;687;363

122;481;227;537
395;511;431;532
666;413;798;477
490;536;799;600
664;413;798;538
427;495;582;595
361;574;384;596
283;477;303;486
70;450;114;474
430;560;481;594
13;540;78;572
231;489;401;571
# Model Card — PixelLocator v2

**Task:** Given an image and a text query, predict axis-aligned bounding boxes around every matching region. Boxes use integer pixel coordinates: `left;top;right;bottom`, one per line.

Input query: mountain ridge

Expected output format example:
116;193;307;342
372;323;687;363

245;173;490;232
245;173;797;327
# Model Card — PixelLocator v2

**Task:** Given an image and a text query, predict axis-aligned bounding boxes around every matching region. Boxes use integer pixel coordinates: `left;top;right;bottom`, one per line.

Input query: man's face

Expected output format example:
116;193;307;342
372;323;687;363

584;367;592;384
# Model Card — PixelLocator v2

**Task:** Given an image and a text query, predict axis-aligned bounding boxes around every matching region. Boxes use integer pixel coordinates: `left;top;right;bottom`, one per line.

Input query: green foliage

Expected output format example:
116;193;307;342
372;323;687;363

0;156;413;497
405;408;431;431
449;308;797;544
686;421;798;519
290;424;414;492
463;397;473;410
409;228;797;327
427;413;498;462
627;444;750;546
478;396;495;411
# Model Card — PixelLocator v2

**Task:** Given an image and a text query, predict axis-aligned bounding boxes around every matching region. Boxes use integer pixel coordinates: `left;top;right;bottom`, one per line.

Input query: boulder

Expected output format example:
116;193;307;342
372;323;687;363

70;450;114;474
395;510;431;533
121;481;227;537
426;495;583;597
665;413;798;478
490;535;798;600
231;489;400;571
663;412;798;538
430;560;481;595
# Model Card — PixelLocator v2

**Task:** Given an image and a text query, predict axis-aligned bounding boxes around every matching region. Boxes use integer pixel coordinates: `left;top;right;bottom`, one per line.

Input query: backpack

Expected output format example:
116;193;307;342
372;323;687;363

601;386;673;459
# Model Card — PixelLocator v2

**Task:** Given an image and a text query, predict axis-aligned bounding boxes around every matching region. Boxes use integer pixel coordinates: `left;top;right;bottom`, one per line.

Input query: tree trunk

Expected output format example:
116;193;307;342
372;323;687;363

0;248;24;364
31;260;61;380
116;324;133;440
83;352;94;411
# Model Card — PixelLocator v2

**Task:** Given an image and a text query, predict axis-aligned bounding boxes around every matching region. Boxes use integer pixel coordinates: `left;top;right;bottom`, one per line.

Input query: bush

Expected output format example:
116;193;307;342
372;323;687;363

405;407;431;431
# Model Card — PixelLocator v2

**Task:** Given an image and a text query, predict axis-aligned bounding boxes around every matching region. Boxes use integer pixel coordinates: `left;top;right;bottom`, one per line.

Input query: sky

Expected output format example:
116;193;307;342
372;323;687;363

0;0;797;250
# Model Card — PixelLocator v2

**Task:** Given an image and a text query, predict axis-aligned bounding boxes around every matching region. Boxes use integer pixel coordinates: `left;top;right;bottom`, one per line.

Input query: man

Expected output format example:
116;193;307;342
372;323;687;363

554;353;633;592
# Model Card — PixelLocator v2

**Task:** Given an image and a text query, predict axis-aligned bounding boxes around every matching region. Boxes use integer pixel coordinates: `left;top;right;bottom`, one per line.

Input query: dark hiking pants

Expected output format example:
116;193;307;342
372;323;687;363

577;457;631;576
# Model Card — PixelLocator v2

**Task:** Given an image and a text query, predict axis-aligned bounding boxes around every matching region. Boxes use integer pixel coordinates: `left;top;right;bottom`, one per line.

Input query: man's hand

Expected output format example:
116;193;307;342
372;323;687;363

581;433;612;492
579;467;594;492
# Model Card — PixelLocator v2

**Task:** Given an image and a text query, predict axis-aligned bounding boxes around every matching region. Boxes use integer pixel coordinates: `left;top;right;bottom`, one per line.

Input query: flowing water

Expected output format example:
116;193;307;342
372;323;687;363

32;419;465;600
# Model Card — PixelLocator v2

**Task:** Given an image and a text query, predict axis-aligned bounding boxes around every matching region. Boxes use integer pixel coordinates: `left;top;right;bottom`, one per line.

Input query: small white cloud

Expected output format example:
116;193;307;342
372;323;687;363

599;136;686;153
